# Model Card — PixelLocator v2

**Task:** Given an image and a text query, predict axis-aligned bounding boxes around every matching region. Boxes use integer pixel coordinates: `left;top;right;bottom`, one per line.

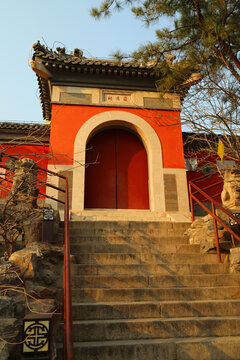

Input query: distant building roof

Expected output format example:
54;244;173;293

0;122;50;144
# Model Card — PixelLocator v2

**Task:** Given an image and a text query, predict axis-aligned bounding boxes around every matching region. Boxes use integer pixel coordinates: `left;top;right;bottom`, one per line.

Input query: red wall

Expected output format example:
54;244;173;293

185;151;235;203
0;144;49;168
186;171;223;203
50;104;185;169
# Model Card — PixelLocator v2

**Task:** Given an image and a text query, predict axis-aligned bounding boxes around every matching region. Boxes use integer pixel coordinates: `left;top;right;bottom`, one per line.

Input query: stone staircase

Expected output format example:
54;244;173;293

57;220;240;359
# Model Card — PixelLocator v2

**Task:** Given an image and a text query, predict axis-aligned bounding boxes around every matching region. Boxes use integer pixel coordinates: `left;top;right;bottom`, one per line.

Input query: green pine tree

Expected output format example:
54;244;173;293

91;1;240;162
91;0;240;92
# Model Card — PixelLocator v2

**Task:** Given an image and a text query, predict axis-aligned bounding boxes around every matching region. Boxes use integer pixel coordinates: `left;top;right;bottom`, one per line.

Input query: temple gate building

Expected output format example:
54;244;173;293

31;42;190;221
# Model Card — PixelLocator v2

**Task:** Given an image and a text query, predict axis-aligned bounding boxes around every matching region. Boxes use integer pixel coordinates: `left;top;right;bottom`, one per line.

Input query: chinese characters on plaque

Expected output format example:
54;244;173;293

103;93;132;104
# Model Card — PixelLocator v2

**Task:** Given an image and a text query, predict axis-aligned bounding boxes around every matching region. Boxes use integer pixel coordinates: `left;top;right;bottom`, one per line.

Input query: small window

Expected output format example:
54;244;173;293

185;158;198;171
217;160;235;170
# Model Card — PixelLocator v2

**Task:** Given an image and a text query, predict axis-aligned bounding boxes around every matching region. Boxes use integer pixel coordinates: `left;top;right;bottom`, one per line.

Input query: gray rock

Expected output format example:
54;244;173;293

0;318;21;342
0;342;9;360
26;283;57;299
28;298;57;314
0;263;23;285
0;296;14;318
23;211;43;244
41;269;57;285
230;247;240;273
186;212;234;254
9;246;42;279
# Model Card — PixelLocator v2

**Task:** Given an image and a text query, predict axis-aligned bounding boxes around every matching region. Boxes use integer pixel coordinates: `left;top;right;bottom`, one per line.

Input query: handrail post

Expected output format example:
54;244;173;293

211;202;222;263
189;183;195;223
63;177;74;359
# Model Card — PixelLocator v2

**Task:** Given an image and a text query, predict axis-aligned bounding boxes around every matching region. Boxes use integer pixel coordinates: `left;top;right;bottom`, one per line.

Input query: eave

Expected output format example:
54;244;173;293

0;122;50;144
31;41;196;121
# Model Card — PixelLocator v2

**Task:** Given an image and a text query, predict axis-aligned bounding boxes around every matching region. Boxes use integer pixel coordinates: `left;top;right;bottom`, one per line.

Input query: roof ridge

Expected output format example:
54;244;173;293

32;41;154;69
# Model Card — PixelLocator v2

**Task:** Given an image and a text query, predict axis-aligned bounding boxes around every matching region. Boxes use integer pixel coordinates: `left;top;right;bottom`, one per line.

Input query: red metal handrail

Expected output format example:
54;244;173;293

189;179;240;263
191;180;223;197
0;152;74;359
63;177;74;360
190;169;222;183
190;168;224;195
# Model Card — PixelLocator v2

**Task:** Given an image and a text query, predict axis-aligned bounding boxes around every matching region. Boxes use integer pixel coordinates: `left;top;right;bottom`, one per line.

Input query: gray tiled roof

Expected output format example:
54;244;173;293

0;122;50;143
0;122;50;131
32;41;155;72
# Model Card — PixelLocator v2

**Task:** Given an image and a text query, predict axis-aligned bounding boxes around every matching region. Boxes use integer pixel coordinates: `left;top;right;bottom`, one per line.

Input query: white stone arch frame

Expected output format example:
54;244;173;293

72;111;165;213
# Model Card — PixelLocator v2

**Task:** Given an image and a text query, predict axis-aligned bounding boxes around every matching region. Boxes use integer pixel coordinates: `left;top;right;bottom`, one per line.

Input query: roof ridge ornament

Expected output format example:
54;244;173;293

56;46;66;55
73;48;83;58
32;41;48;54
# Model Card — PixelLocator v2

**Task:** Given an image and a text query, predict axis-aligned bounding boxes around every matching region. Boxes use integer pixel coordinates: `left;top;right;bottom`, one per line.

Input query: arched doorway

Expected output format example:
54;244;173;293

84;127;149;209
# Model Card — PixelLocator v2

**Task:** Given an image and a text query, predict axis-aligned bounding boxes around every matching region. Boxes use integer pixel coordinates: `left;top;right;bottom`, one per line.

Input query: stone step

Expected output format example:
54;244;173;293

70;243;199;254
71;286;240;302
69;228;189;237
57;316;240;342
70;228;188;238
74;253;219;265
68;235;189;245
67;221;190;231
72;300;240;320
57;219;239;360
71;274;240;289
71;263;229;276
56;336;240;360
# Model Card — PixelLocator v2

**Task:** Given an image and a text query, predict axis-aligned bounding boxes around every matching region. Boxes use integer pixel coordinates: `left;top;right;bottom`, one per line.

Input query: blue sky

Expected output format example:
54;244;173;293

0;0;164;123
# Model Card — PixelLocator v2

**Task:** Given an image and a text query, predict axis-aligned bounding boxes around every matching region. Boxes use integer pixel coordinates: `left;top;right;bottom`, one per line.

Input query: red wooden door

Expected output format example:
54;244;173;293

84;128;149;209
